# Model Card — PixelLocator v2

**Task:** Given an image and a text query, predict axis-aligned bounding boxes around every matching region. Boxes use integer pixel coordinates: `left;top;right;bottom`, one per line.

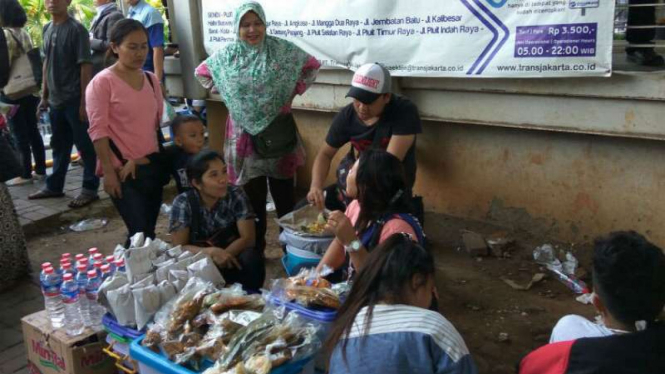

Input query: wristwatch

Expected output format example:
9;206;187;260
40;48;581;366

344;239;362;253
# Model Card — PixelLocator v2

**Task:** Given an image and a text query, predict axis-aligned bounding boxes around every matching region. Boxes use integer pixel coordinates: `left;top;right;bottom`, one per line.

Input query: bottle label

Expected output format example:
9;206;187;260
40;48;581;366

61;289;79;304
41;284;61;297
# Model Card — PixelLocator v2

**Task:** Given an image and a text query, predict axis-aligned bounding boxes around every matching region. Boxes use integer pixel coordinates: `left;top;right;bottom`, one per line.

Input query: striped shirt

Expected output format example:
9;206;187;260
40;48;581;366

330;304;478;374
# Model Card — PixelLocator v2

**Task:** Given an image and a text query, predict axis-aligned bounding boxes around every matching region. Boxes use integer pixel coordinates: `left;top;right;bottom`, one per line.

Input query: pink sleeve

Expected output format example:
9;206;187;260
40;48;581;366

86;75;112;141
294;56;321;95
195;61;216;90
379;218;417;243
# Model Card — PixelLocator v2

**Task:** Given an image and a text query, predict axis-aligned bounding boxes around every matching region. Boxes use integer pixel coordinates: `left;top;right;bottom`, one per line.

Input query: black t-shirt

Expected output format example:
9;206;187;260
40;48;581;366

325;95;422;188
147;146;192;193
42;18;92;108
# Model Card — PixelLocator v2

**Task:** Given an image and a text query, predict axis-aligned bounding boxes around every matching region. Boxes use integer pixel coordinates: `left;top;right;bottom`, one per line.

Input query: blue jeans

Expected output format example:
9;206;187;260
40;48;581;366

3;95;46;178
46;97;99;194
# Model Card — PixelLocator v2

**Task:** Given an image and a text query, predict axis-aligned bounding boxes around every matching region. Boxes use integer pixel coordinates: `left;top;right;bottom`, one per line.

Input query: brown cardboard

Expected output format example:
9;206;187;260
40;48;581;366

22;311;115;374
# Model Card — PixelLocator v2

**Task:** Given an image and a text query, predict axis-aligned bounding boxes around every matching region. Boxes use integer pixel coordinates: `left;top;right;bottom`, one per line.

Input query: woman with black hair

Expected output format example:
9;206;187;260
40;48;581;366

316;149;425;279
325;234;477;374
0;0;47;186
169;150;264;290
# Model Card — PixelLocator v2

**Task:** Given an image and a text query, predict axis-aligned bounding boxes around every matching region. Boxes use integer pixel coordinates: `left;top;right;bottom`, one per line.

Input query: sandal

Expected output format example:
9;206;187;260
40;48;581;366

68;194;100;209
28;189;65;200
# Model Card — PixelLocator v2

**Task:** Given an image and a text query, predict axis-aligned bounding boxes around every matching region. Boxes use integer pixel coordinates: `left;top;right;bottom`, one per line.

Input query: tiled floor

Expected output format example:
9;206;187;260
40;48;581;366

8;165;109;227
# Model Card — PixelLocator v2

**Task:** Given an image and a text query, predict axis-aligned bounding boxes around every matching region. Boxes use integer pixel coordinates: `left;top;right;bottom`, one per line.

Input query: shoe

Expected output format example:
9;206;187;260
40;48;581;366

32;173;46;182
627;49;665;67
6;177;33;187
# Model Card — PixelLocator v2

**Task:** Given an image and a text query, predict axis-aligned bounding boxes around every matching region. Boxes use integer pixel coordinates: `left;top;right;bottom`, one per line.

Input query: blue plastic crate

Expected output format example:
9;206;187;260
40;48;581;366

130;336;313;374
103;313;144;343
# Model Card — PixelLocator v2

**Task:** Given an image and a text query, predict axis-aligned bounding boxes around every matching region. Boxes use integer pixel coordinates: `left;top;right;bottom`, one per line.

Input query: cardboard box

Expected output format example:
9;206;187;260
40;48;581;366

22;311;115;374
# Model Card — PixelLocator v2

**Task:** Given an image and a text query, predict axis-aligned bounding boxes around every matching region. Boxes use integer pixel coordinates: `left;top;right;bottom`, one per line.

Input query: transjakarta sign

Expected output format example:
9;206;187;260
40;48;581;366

201;0;615;77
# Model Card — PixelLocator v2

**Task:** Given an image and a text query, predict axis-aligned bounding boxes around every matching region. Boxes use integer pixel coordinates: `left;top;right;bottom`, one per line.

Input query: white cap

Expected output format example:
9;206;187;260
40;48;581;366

346;63;392;104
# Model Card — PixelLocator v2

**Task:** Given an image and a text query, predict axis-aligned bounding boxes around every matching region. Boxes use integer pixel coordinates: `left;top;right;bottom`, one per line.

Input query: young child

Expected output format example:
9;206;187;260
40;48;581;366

166;115;206;193
325;233;477;374
519;231;665;374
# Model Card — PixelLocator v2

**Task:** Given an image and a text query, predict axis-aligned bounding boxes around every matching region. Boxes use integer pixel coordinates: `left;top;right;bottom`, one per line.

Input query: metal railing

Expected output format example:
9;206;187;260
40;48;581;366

614;1;665;49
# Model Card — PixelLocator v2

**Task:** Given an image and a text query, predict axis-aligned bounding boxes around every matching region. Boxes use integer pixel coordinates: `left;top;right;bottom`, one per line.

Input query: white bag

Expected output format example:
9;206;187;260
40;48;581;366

2;31;38;100
187;257;225;288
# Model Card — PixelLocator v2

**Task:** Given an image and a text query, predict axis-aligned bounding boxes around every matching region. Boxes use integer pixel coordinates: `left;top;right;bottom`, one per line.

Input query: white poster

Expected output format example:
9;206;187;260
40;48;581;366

201;0;614;78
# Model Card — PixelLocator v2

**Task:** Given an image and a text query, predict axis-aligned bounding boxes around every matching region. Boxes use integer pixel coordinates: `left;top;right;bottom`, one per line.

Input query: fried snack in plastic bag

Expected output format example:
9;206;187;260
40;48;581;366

151;277;216;338
244;355;271;374
286;266;333;288
287;286;340;309
143;325;163;353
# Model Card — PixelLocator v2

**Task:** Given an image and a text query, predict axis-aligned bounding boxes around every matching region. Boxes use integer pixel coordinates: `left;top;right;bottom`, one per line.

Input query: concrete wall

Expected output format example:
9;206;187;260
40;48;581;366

207;100;665;247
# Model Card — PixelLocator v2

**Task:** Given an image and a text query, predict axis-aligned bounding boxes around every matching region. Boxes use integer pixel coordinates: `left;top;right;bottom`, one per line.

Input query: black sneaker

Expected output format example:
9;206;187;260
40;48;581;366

627;49;665;67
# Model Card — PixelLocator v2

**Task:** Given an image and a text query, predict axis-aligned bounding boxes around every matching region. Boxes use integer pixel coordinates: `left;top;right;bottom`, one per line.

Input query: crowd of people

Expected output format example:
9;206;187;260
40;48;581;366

1;0;664;373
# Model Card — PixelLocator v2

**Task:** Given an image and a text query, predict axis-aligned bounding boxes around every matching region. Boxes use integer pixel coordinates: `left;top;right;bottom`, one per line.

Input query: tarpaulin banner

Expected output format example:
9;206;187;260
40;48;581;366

201;0;615;77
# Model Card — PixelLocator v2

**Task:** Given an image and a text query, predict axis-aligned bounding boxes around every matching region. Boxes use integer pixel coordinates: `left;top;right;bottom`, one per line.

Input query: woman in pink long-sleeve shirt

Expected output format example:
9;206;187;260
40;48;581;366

86;19;166;245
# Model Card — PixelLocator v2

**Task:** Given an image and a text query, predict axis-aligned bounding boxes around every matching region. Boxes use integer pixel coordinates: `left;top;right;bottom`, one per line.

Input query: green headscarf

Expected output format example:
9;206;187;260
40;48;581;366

205;1;310;136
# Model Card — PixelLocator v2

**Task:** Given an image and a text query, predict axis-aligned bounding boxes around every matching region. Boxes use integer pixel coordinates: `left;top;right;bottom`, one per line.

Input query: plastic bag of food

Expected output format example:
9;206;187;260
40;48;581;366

275;205;332;237
170;269;190;292
107;283;136;327
157;280;177;305
162;278;216;337
286;266;333;288
203;284;264;315
125;242;157;282
188;256;225;287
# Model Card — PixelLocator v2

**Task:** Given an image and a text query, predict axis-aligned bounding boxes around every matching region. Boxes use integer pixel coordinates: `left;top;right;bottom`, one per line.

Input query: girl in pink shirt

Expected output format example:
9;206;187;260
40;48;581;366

317;149;426;280
86;19;166;245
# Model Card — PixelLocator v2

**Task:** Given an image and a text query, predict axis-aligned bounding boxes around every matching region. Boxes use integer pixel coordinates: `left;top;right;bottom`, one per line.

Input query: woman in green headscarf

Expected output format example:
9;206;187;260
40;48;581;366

195;1;320;252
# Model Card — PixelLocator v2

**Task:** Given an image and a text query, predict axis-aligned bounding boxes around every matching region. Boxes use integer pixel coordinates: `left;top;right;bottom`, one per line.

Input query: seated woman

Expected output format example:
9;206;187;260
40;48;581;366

325;234;477;374
169;150;265;290
316;149;425;279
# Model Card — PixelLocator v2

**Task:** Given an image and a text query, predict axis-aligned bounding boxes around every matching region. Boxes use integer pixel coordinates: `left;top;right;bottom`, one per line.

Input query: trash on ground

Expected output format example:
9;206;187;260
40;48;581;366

501;273;546;291
533;245;589;294
160;203;172;215
462;230;489;257
486;232;517;258
576;292;594;305
69;218;108;232
498;332;510;342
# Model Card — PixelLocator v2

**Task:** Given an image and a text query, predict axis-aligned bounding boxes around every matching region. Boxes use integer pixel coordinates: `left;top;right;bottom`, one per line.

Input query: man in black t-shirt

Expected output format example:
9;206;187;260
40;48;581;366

307;63;422;211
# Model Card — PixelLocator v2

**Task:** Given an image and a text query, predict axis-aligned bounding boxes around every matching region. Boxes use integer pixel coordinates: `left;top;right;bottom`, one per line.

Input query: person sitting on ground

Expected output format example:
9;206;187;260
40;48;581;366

316;149;425;280
169;150;264;290
519;231;665;374
307;62;422;212
325;233;477;374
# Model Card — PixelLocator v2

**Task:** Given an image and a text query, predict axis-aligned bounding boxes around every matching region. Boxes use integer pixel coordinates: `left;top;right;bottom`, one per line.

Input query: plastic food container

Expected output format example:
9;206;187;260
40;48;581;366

282;246;322;276
130;336;314;374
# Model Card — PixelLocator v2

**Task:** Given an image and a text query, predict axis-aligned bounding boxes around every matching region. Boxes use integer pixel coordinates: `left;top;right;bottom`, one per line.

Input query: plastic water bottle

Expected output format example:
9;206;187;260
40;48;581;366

60;262;75;277
88;248;99;264
79;258;90;271
105;255;115;267
75;264;92;327
60;273;84;336
100;264;113;280
75;254;85;268
40;266;64;329
93;261;104;277
85;271;104;330
39;262;53;282
114;259;126;273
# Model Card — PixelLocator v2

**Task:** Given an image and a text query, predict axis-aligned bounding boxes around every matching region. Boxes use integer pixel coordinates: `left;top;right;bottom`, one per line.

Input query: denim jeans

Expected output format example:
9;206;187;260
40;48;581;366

111;179;164;247
4;95;46;178
45;97;99;194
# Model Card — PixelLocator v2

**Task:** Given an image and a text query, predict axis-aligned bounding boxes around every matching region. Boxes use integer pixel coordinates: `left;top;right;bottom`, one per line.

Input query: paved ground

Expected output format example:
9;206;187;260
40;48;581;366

9;165;109;228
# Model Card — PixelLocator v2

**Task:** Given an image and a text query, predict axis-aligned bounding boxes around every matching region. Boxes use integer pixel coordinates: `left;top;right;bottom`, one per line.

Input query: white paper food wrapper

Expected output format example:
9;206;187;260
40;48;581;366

125;243;157;282
130;232;146;248
187;257;225;287
152;255;171;268
107;284;136;327
156;280;177;305
167;245;183;258
169;269;190;292
156;260;179;283
98;273;129;310
132;284;161;330
131;273;155;289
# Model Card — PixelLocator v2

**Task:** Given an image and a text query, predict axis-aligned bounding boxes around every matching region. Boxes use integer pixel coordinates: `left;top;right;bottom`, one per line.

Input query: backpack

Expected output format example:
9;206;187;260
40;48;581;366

0;31;9;88
359;212;426;250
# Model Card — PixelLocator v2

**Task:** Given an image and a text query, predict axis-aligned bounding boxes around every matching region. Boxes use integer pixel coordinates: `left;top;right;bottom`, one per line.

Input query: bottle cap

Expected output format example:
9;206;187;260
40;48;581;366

93;253;103;261
44;267;54;274
87;270;97;278
41;262;52;270
61;253;71;259
101;264;111;273
105;255;114;263
61;262;72;270
63;273;73;281
80;258;89;265
93;261;103;269
77;264;87;272
75;254;85;261
88;247;99;255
